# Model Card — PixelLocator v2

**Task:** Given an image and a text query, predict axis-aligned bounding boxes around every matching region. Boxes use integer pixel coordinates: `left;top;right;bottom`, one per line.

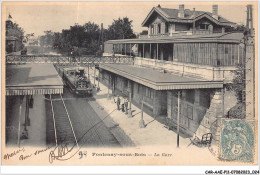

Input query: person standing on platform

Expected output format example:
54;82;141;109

121;100;125;112
124;98;129;114
115;95;121;110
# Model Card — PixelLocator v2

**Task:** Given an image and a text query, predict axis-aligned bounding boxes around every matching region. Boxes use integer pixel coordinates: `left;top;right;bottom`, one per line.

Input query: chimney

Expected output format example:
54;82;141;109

178;4;185;18
191;8;196;18
212;5;218;19
158;4;161;8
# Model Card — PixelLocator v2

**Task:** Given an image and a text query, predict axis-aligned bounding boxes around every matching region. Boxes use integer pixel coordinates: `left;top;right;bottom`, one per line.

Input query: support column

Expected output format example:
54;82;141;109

18;96;24;147
107;74;110;99
143;43;145;58
222;88;225;117
177;91;180;148
139;96;145;128
172;44;174;60
125;44;127;55
128;80;133;118
130;44;132;56
94;66;96;87
193;21;195;34
97;69;100;91
88;63;90;78
157;43;159;60
21;96;29;140
150;43;152;58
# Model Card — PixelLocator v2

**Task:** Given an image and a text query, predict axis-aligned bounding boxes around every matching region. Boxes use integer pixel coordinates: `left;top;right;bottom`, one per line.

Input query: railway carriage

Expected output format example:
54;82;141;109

62;67;93;96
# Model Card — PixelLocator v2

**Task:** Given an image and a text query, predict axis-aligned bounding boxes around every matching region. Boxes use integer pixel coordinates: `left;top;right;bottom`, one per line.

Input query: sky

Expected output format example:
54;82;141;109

3;1;256;37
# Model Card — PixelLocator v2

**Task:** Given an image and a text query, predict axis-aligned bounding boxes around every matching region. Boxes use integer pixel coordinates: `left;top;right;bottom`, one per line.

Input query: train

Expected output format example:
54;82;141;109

61;67;93;96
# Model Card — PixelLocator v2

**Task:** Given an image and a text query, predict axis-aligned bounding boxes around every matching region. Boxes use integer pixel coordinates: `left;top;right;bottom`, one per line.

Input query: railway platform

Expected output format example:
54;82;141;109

89;69;192;147
6;94;47;147
5;64;63;147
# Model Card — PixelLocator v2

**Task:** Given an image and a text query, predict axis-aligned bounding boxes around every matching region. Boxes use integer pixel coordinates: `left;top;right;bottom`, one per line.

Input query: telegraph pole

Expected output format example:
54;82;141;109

245;5;255;119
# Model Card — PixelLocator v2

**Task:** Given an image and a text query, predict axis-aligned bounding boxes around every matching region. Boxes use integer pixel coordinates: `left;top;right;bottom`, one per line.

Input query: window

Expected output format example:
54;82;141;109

225;47;229;54
186;90;195;104
137;84;141;94
199;91;210;109
200;24;209;30
124;79;128;88
158;23;161;34
165;23;168;33
187;105;193;120
78;81;86;88
151;90;154;99
182;105;188;117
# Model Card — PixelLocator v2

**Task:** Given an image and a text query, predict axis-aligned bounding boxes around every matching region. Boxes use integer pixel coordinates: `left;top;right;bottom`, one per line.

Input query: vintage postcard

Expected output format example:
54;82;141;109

1;1;258;168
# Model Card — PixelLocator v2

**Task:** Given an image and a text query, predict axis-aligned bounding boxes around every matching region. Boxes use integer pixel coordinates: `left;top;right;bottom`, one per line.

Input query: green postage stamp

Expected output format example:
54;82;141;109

220;119;255;162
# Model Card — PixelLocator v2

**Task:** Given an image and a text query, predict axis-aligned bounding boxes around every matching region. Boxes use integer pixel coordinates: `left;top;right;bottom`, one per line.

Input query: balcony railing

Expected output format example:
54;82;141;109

134;57;236;83
149;33;169;38
6;55;134;65
147;30;219;38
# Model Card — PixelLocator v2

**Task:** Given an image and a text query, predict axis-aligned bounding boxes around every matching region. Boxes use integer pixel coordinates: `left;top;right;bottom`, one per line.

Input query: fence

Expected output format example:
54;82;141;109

6;55;134;65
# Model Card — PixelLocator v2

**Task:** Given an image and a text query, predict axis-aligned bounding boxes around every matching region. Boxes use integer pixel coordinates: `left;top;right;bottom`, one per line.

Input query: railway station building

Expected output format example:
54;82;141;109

100;4;244;142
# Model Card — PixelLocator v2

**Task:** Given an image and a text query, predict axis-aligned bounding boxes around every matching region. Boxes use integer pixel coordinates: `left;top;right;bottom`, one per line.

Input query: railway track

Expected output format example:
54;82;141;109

45;88;120;147
48;94;78;147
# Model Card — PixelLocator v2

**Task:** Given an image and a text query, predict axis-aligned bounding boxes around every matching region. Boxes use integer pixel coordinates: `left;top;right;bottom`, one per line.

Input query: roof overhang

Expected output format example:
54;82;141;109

6;64;64;96
99;64;223;90
105;33;243;45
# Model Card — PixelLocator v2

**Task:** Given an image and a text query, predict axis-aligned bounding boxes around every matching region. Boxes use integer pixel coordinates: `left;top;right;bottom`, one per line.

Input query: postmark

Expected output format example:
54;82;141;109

219;119;255;162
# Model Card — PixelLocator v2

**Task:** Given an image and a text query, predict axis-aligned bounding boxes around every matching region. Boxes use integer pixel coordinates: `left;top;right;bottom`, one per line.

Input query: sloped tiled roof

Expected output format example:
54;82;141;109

142;6;236;26
160;7;233;23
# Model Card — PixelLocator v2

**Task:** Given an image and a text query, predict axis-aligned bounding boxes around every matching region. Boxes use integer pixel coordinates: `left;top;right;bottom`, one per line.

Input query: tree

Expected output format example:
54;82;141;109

107;17;136;40
5;21;25;52
39;30;54;47
226;63;246;119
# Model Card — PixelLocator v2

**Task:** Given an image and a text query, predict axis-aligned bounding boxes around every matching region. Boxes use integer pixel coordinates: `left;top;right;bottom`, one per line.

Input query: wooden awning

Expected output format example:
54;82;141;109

6;64;63;96
99;64;223;90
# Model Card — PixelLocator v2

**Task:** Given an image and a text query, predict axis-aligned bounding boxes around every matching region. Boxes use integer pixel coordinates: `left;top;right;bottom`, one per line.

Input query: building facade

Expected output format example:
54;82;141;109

101;5;244;143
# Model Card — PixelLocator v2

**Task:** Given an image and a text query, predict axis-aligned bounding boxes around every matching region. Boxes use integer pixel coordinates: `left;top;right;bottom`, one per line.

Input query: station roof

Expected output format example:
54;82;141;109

6;64;63;96
105;32;244;44
99;64;223;90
